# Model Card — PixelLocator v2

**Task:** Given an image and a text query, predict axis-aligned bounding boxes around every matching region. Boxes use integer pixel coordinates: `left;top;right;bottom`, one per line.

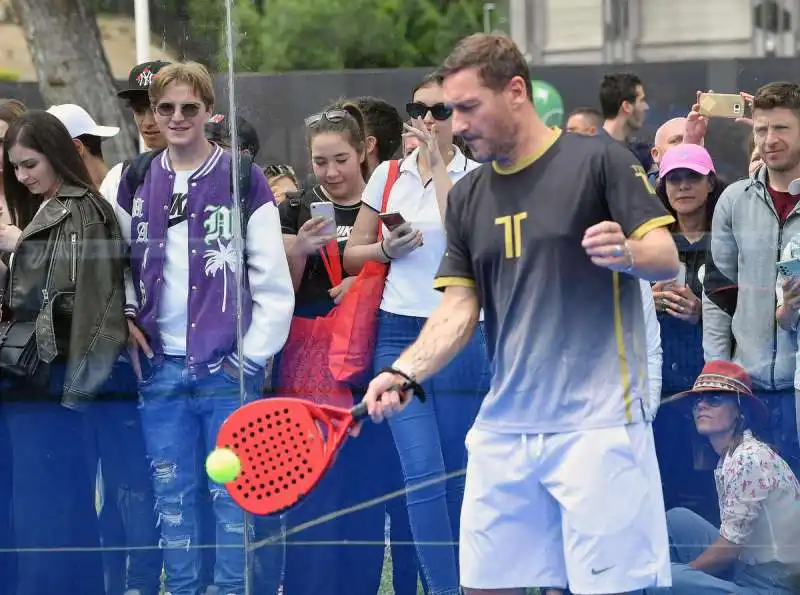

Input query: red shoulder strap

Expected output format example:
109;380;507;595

377;160;401;241
320;239;343;287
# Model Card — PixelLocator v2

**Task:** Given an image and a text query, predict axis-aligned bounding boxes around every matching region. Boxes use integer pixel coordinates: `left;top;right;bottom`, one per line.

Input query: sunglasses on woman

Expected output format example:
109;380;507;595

691;394;730;410
664;169;704;184
406;102;453;121
155;102;203;118
304;109;351;127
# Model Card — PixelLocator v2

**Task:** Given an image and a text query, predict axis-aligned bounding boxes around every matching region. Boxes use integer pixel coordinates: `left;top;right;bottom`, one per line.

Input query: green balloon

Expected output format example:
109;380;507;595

531;80;564;128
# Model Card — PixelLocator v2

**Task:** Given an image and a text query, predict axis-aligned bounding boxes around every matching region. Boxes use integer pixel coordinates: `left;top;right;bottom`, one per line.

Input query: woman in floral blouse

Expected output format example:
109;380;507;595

646;360;800;594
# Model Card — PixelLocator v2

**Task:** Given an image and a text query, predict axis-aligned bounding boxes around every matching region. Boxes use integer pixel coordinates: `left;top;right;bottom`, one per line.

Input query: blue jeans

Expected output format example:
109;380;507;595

756;389;800;474
138;357;262;595
2;393;105;595
645;507;795;594
87;361;162;595
374;311;489;595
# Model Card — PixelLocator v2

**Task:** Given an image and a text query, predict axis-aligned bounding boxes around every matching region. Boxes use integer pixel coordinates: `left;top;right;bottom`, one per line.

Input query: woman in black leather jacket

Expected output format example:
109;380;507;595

0;110;127;595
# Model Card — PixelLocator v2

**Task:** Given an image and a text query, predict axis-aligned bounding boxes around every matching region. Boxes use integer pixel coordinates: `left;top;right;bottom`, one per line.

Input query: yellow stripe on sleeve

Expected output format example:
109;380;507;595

432;277;476;290
630;215;675;240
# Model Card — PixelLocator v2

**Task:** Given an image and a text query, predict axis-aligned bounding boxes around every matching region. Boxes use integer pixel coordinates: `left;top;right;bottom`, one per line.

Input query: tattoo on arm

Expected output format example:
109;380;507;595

396;304;478;382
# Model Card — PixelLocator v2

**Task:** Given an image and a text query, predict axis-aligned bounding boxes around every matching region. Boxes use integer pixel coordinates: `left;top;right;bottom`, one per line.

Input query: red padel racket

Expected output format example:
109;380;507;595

215;393;419;516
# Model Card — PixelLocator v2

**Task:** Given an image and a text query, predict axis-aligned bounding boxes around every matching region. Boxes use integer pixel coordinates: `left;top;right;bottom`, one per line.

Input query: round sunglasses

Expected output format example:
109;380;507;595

406;102;453;121
304;109;351;128
691;394;731;410
154;102;203;119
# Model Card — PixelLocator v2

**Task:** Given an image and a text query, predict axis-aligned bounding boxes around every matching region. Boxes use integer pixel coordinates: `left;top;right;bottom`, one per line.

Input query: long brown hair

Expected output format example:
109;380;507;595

2;111;95;229
655;173;726;234
306;102;369;182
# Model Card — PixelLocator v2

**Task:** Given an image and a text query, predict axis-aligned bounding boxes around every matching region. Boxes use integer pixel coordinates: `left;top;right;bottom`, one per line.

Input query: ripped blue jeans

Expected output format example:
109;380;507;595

138;356;261;595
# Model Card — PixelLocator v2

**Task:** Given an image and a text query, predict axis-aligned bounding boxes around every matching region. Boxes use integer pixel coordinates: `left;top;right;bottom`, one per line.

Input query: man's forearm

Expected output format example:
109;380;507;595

392;294;479;383
629;229;679;281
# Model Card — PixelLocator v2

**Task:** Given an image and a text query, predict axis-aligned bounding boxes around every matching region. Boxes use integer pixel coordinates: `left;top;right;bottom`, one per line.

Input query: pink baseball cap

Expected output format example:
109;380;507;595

659;144;715;178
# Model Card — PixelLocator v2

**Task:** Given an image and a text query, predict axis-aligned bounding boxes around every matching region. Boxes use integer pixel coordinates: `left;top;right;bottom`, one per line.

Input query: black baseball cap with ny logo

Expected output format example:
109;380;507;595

118;60;171;100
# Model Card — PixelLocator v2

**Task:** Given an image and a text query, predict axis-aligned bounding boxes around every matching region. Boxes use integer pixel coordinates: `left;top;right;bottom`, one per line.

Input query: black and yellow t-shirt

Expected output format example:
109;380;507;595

434;130;673;433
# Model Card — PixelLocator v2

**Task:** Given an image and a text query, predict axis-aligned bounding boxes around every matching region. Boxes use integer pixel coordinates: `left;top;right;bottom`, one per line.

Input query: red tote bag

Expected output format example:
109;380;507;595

274;239;353;409
328;160;400;385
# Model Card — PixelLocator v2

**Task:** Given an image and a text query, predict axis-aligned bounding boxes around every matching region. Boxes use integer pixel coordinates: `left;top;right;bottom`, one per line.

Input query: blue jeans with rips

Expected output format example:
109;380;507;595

137;356;264;595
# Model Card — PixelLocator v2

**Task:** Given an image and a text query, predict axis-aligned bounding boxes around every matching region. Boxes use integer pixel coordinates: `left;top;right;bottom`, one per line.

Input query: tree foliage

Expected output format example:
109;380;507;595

218;0;495;72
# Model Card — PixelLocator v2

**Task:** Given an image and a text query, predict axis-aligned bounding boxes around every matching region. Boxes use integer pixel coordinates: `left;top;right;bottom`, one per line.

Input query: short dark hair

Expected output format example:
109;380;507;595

353;96;403;163
2;111;95;229
441;33;531;100
599;73;643;119
76;134;104;159
752;81;800;115
568;107;603;129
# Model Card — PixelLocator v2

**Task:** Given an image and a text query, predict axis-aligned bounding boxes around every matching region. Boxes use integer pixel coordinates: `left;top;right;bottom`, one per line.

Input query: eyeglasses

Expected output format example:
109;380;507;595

154;102;202;118
664;169;704;184
406;102;453;121
691;394;729;410
264;164;297;180
305;110;350;127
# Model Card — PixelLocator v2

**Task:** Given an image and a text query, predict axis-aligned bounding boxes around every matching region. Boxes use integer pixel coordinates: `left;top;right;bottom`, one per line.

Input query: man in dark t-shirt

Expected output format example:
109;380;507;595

360;34;680;595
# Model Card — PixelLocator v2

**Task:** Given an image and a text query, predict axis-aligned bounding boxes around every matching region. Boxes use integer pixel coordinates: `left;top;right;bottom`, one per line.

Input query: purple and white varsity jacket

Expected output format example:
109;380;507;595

116;144;294;377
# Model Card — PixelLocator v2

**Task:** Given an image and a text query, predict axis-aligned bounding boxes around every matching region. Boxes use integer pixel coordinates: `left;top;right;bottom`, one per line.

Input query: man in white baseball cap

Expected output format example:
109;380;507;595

47;103;119;187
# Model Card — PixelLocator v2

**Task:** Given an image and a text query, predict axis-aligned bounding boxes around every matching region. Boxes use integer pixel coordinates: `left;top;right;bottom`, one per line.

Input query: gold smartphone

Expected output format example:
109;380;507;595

698;93;745;119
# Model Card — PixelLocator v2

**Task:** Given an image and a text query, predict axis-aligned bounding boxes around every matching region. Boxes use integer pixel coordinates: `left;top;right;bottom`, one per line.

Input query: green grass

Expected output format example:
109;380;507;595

377;548;542;595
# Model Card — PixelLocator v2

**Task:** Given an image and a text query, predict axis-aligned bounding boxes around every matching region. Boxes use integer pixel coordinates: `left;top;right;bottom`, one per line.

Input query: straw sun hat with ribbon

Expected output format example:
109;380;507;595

661;360;770;426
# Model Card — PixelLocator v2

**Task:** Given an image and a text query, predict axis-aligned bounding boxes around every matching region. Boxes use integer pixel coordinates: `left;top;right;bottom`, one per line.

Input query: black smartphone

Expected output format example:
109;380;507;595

379;211;406;232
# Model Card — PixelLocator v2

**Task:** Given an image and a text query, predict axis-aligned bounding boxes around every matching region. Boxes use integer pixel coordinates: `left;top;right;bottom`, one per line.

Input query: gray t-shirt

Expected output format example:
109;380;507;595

434;131;673;433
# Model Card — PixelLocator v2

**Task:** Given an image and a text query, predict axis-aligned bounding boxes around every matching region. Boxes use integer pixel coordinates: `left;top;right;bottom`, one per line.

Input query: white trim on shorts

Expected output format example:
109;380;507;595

459;422;672;594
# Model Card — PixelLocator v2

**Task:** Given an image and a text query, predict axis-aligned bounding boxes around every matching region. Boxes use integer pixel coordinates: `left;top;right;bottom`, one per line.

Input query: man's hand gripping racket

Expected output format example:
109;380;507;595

210;370;424;516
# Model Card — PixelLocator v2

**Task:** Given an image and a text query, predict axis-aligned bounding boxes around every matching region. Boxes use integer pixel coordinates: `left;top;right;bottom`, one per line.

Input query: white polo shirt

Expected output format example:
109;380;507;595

362;146;480;318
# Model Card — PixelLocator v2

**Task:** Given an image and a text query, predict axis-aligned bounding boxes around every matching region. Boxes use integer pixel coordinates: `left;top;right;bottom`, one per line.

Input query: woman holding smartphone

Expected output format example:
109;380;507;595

344;71;489;595
276;103;391;595
652;143;728;524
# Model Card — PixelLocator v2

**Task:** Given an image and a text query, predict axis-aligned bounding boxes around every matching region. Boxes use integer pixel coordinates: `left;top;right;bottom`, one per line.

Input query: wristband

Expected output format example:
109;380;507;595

380;240;394;261
378;366;426;402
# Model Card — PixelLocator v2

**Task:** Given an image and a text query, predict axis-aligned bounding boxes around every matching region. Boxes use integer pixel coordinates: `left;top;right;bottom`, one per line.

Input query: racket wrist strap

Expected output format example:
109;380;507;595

378;366;426;400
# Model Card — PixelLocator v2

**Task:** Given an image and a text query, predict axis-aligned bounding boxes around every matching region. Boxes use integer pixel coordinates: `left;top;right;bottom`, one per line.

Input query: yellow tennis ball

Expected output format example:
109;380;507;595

206;448;241;484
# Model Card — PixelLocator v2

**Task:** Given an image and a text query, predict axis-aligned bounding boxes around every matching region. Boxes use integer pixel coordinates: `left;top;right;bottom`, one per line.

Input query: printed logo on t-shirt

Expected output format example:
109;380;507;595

168;192;188;228
337;225;352;241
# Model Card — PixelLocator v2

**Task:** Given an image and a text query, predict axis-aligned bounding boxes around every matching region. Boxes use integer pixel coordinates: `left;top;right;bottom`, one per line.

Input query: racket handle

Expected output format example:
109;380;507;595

350;382;417;422
351;401;369;420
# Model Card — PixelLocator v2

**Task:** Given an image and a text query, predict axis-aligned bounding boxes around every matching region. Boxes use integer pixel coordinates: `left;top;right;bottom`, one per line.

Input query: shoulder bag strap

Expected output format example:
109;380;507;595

377;160;401;242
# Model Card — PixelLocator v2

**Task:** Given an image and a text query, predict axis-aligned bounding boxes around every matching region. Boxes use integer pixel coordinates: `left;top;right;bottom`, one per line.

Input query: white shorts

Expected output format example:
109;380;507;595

460;423;672;594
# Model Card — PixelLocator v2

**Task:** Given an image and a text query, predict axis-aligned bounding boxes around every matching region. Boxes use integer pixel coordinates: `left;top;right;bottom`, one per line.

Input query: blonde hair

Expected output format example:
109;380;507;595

149;61;215;109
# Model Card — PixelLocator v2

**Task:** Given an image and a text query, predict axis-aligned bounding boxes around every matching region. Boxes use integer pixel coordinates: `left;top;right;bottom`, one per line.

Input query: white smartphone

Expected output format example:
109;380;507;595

778;258;800;278
309;201;335;235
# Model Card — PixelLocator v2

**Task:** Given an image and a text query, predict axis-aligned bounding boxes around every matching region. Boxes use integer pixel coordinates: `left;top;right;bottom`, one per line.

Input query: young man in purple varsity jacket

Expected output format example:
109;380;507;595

115;61;294;595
